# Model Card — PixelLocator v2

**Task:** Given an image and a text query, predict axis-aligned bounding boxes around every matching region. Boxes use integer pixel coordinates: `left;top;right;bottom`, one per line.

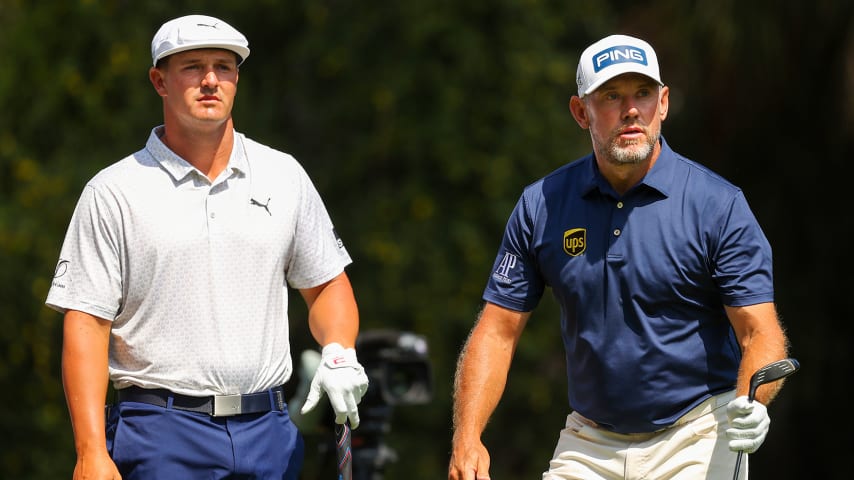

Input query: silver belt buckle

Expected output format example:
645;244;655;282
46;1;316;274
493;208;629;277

212;394;242;417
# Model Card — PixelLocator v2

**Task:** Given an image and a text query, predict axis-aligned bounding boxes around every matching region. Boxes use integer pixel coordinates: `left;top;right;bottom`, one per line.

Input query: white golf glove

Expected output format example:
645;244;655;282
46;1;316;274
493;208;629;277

726;395;771;453
300;342;369;428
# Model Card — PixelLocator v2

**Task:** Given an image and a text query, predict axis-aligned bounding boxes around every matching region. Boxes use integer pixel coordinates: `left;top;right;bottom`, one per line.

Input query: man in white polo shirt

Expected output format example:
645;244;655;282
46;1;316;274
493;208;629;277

46;14;367;479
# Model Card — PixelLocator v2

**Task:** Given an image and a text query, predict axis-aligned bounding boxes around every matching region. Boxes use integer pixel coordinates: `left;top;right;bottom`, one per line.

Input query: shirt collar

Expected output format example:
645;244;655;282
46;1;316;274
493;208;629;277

145;126;248;183
639;135;674;197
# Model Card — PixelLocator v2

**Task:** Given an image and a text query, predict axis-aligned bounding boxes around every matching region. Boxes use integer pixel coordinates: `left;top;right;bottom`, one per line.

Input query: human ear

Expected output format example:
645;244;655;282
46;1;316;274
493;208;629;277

569;96;589;129
149;67;167;97
659;85;670;121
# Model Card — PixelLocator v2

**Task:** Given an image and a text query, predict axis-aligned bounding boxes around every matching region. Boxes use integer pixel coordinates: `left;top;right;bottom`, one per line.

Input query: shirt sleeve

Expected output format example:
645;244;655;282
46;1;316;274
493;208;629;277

712;191;775;307
285;167;352;289
45;184;123;320
482;192;545;312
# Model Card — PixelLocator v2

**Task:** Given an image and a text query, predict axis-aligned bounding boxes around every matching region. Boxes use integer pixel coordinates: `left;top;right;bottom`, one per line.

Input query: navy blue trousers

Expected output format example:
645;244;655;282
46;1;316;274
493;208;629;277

106;401;304;479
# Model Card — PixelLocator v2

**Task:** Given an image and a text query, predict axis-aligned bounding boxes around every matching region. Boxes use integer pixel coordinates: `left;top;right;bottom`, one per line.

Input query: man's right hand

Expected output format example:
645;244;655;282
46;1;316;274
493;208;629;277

73;448;121;479
448;437;492;480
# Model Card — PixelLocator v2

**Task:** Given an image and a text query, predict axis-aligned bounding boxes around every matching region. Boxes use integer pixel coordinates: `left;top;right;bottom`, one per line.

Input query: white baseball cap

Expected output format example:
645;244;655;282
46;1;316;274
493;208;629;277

151;15;250;66
576;34;662;98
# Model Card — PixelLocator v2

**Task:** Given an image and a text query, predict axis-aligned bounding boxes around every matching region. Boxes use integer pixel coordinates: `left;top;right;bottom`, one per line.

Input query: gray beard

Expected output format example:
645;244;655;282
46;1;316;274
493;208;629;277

607;132;658;165
609;141;651;164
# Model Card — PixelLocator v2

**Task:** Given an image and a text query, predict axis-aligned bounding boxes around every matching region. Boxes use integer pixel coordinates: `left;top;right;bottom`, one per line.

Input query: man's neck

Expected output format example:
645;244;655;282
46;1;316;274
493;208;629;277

595;141;661;196
160;119;235;181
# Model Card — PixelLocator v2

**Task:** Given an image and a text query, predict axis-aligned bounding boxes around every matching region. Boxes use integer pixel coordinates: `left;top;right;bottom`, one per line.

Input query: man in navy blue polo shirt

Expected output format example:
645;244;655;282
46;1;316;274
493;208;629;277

449;34;791;480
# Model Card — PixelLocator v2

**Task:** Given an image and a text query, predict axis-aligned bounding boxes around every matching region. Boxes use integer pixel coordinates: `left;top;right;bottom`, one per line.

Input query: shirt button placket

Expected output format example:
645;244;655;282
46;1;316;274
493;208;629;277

614;200;624;237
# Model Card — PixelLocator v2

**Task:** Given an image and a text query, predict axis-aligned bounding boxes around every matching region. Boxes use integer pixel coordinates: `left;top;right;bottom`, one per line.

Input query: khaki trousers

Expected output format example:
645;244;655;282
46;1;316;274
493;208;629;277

543;390;743;480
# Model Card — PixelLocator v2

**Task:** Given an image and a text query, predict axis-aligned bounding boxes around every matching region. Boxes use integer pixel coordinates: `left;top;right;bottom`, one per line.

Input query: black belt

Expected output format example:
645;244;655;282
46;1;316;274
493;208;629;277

116;385;286;417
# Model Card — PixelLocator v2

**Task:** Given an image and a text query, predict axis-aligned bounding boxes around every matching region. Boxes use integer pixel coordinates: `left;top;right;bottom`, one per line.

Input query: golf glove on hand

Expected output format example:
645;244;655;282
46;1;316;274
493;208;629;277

726;395;770;453
300;342;369;428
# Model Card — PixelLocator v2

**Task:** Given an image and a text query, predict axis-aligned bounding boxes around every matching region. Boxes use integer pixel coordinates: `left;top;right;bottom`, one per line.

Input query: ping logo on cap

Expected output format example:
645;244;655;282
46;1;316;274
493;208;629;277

592;45;648;73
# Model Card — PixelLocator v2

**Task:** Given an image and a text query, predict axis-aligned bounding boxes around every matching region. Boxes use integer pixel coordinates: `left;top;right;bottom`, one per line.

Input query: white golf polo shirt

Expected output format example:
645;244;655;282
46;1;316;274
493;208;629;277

46;127;352;396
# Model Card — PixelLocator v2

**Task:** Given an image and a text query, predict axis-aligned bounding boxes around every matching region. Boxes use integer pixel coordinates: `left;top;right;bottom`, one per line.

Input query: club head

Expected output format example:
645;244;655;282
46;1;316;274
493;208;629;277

748;358;800;400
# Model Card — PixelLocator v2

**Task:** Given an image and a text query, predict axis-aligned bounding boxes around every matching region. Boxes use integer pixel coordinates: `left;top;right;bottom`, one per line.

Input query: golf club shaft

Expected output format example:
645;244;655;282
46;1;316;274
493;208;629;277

733;451;745;479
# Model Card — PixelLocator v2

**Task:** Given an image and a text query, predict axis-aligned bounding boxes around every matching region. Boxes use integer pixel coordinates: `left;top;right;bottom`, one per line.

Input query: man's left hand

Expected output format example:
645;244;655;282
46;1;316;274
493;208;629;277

726;395;771;453
300;342;369;428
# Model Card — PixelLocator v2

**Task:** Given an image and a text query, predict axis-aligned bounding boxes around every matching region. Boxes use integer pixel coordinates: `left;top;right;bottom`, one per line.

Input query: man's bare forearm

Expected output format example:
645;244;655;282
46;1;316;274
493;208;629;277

62;310;112;456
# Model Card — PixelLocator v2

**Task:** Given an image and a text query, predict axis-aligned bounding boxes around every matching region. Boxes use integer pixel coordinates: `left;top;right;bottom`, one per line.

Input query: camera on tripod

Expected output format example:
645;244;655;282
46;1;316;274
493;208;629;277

356;329;433;407
349;329;433;479
292;329;433;479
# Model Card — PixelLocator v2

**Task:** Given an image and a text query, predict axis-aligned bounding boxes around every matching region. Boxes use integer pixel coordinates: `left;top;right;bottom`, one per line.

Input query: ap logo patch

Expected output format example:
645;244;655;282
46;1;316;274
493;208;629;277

492;252;518;284
563;228;586;256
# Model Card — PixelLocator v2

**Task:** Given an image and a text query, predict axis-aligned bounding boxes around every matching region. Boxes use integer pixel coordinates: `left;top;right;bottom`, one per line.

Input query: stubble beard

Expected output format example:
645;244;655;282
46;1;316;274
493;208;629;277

595;126;660;166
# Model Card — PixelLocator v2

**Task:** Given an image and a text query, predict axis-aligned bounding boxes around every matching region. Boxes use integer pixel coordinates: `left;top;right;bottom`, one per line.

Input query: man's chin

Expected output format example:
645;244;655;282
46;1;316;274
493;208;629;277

609;145;649;165
190;114;231;127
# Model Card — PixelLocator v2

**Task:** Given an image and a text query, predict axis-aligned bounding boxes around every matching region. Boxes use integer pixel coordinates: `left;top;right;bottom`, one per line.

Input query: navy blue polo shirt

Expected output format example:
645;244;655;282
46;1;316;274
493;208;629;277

483;137;774;433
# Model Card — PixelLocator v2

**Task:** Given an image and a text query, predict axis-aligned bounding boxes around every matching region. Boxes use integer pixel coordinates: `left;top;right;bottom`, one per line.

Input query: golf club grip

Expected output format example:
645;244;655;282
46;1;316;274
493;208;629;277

733;382;755;479
335;421;352;480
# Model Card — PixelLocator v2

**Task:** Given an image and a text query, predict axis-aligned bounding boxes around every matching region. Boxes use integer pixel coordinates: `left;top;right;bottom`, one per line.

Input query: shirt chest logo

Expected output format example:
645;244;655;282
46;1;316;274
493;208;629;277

563;228;586;256
250;197;272;216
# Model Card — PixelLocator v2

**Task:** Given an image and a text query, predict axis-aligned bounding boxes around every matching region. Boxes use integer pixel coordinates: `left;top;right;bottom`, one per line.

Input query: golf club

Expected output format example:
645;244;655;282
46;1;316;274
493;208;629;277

732;357;800;480
336;420;353;480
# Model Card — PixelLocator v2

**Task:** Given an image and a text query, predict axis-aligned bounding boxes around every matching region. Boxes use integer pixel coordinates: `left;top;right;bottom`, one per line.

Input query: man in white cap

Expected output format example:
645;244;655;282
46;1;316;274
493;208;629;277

47;14;368;479
449;34;791;479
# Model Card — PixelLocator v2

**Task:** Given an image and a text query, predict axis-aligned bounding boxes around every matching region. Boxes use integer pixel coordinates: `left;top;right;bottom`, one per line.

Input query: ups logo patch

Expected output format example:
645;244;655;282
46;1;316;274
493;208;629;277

563;228;586;256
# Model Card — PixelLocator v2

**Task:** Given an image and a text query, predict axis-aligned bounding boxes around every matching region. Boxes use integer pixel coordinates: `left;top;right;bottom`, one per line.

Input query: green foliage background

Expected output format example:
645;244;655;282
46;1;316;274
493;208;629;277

1;0;851;478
